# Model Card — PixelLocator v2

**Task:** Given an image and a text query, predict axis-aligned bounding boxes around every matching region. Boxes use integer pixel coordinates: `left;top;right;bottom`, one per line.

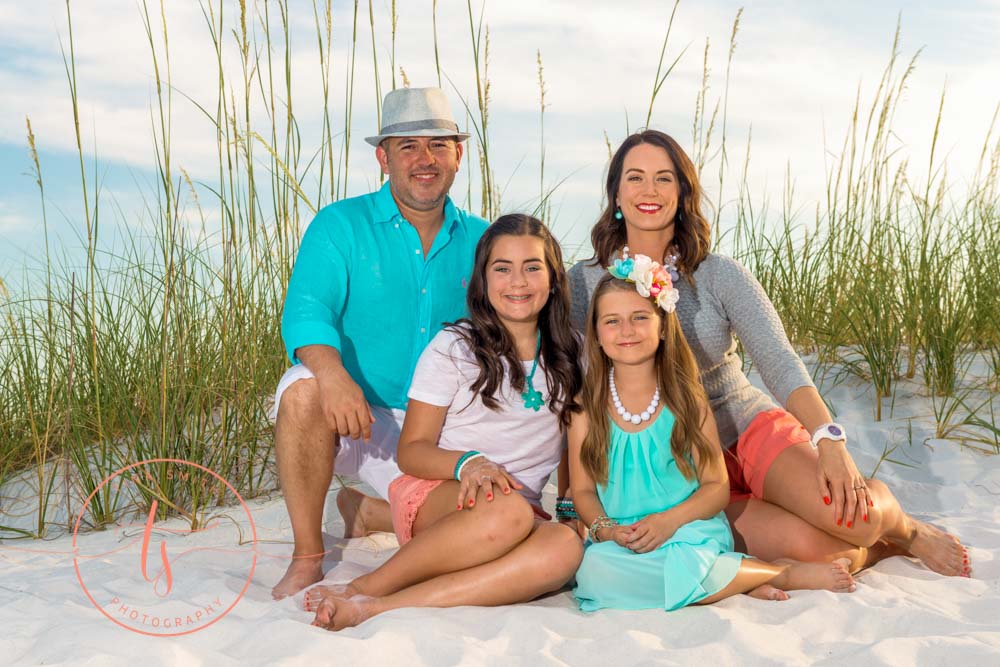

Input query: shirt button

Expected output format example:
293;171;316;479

394;223;399;228
421;288;427;294
415;249;421;254
420;327;426;333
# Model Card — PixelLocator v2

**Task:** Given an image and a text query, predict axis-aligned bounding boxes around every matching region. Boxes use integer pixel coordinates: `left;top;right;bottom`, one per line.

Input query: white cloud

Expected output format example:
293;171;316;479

1;0;997;255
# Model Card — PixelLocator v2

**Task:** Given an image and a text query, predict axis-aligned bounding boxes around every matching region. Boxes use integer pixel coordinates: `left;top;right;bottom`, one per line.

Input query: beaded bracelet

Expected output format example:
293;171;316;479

454;451;485;481
555;497;578;521
589;515;619;542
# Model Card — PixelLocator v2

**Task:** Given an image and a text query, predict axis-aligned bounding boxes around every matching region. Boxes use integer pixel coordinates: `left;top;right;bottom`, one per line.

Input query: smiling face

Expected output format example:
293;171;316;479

615;142;681;237
376;136;463;215
485;234;551;330
594;287;662;366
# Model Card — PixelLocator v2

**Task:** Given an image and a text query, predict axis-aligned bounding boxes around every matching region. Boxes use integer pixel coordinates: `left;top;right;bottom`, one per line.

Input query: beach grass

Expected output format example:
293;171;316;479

1;2;997;538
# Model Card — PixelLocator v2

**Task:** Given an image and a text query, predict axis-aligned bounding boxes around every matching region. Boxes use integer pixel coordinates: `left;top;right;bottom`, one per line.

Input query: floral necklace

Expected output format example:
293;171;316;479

521;330;544;411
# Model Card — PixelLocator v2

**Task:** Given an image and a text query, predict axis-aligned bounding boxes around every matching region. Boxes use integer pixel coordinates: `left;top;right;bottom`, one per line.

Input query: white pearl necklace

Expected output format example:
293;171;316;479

609;368;660;425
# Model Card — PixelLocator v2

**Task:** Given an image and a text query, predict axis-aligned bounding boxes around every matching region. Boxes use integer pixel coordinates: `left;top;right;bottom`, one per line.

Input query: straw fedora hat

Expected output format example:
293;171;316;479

365;87;471;147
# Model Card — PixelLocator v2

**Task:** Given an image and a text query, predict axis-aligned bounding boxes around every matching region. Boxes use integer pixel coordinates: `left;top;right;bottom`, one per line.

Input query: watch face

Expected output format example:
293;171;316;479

829;425;843;437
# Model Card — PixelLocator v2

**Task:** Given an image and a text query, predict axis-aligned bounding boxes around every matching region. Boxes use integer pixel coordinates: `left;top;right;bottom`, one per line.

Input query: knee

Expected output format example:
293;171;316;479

277;378;321;427
539;525;584;586
474;492;534;546
848;478;889;546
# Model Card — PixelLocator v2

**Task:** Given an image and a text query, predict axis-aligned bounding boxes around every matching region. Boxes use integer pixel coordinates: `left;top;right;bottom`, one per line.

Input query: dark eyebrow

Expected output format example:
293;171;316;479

490;257;544;263
625;167;675;176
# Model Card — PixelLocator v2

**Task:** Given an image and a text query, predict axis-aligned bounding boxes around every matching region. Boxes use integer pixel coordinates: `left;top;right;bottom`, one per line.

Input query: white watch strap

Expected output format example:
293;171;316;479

811;422;847;448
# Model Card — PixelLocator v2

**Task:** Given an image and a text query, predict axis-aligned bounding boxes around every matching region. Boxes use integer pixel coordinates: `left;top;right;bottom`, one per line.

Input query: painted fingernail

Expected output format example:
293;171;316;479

846;521;853;528
457;504;463;510
823;496;831;505
504;488;511;494
469;499;475;506
836;518;843;526
868;499;874;507
863;514;868;522
487;494;493;501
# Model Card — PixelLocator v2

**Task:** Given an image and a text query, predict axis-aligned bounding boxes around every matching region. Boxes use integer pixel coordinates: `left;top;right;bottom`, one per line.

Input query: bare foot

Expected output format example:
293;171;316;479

776;558;856;593
748;584;789;601
897;520;969;577
303;582;362;611
311;594;376;631
271;556;324;600
337;487;392;538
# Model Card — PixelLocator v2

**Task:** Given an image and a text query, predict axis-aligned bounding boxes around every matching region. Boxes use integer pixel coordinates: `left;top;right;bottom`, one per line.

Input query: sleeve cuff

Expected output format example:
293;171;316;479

283;322;342;363
407;388;454;407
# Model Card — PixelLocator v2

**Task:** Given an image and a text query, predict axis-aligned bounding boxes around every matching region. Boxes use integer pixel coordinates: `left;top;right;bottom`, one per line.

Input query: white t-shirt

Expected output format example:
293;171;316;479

407;326;563;505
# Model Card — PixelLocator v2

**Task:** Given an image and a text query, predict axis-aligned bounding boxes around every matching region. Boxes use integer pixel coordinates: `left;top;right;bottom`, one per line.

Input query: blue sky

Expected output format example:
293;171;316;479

1;0;998;281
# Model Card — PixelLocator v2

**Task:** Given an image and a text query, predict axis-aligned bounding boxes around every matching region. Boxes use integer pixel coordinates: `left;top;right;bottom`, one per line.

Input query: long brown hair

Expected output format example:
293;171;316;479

579;274;712;484
590;130;711;273
448;213;582;429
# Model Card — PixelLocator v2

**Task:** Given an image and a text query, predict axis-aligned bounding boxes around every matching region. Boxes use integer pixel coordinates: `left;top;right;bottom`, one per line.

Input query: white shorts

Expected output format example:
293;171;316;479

272;364;405;499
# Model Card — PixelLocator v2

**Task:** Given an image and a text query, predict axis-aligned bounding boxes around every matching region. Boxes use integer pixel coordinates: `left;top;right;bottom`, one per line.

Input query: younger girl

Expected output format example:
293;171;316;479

306;214;584;630
569;263;857;611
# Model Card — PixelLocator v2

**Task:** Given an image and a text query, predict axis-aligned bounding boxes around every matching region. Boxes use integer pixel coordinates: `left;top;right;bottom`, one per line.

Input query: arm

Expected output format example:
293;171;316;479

786;386;871;526
567;409;634;546
282;216;374;441
718;257;868;524
296;345;373;442
626;404;730;553
397;398;524;509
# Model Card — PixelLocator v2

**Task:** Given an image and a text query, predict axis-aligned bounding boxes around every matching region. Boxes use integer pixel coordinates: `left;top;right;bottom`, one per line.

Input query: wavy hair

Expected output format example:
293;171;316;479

579;274;713;484
590;130;711;274
448;213;582;429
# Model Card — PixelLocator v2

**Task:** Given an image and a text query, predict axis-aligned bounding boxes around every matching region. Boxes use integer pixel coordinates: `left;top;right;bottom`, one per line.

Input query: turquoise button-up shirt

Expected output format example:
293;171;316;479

281;181;489;410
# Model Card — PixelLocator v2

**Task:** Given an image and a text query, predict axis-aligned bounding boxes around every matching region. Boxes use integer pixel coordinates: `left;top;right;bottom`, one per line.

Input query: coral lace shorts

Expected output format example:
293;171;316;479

724;408;811;504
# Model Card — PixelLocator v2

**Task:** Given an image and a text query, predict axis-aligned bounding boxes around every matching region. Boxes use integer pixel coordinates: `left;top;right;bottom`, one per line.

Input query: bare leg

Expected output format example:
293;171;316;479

311;522;583;630
762;443;969;576
726;498;873;572
336;487;393;538
697;557;855;606
308;482;534;606
271;379;335;600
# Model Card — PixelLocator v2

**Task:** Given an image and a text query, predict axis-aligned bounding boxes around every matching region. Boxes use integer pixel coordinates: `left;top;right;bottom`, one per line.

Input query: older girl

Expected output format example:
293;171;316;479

307;214;583;630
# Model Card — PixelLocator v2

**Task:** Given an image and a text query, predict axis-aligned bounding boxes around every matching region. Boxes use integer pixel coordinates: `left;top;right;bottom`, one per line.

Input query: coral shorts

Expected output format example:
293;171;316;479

388;473;551;546
724;408;811;504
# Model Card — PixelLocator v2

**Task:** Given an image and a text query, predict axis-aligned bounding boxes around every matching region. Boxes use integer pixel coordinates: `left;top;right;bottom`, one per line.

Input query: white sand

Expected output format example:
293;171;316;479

2;365;999;665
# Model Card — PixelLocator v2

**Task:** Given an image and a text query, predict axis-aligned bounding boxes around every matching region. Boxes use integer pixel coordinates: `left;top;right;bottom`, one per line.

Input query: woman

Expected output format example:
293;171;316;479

566;130;969;577
306;214;584;630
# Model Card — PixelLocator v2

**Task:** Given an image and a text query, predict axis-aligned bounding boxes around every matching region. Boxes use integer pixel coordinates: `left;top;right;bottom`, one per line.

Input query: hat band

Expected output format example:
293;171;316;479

378;119;460;136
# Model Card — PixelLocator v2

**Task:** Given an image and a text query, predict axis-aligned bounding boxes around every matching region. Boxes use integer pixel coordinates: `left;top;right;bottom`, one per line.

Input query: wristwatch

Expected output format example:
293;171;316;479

811;422;847;448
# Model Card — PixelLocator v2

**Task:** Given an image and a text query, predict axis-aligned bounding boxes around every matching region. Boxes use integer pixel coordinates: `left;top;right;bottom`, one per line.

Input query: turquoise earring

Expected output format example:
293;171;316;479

614;208;623;220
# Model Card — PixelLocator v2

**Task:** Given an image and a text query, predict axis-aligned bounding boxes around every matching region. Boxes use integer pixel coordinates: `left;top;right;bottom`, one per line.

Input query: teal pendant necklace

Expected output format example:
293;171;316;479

521;330;544;411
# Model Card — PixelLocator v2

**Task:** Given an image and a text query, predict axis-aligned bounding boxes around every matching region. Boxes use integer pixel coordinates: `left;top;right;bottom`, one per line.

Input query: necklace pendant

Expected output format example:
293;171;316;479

522;387;544;411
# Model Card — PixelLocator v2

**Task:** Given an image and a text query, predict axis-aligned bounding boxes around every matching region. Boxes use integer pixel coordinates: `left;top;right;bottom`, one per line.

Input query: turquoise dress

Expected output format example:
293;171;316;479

574;407;745;611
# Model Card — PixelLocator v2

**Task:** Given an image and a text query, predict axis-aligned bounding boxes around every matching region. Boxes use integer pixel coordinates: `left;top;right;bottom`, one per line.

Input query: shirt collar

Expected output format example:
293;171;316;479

373;179;462;235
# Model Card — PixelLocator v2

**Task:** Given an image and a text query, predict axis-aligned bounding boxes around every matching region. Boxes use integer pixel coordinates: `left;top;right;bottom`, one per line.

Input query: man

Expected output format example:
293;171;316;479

271;87;488;599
